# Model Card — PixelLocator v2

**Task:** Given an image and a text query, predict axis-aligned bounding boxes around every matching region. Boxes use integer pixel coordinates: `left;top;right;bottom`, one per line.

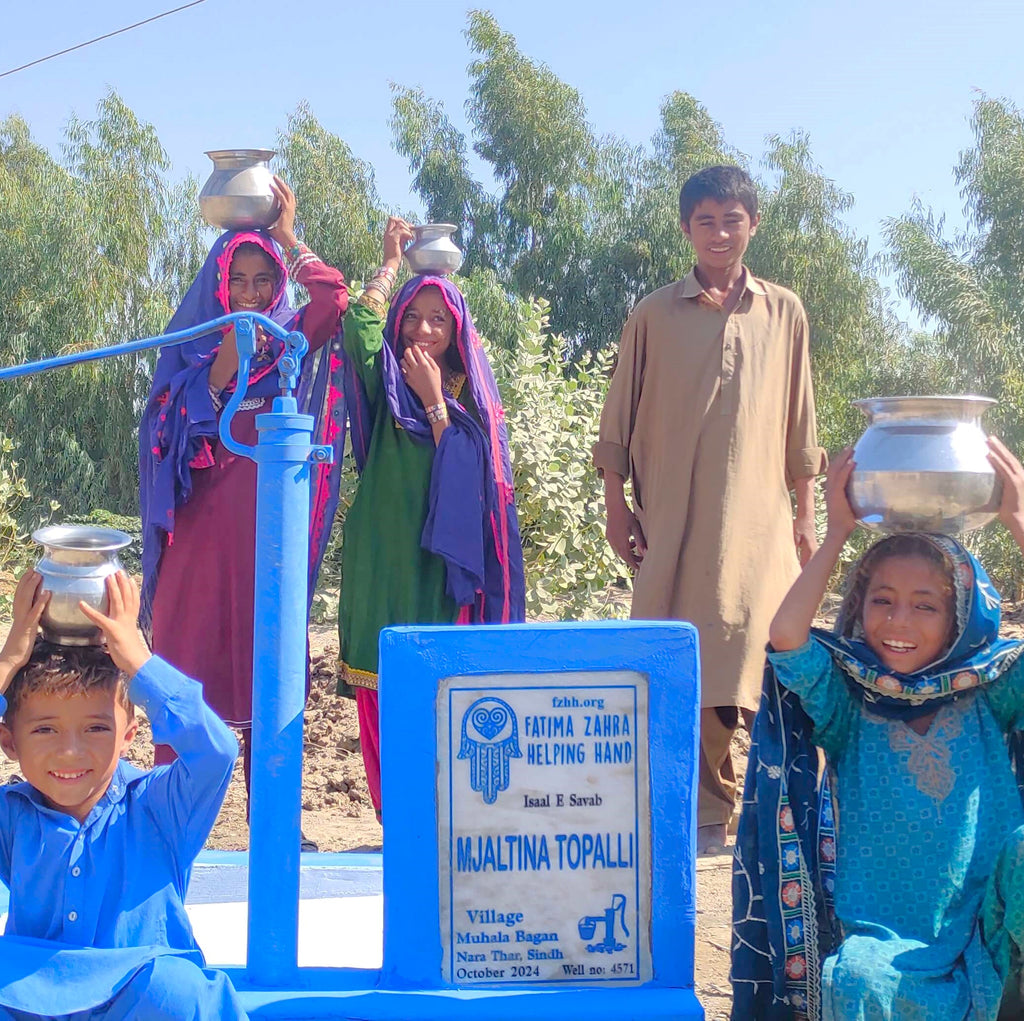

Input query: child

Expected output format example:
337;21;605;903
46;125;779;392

593;164;826;853
732;439;1024;1021
336;217;525;818
0;569;246;1020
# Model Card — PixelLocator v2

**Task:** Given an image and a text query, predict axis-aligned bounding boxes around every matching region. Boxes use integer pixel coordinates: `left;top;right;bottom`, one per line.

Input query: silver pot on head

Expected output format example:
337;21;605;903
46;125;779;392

33;525;133;646
199;148;280;231
847;395;1001;535
403;224;464;276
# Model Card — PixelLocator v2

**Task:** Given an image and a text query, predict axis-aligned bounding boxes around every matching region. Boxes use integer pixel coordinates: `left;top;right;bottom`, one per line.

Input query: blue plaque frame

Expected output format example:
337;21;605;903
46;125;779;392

379;620;704;1019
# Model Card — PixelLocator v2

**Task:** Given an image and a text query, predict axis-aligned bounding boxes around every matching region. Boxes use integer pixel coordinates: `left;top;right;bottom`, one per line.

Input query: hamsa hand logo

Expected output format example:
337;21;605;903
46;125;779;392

458;697;522;804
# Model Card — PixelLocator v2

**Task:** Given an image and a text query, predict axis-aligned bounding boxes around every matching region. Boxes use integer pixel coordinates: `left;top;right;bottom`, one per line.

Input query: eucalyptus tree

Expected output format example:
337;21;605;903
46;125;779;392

886;96;1024;399
276;103;389;286
885;96;1024;593
391;85;498;276
0;93;197;517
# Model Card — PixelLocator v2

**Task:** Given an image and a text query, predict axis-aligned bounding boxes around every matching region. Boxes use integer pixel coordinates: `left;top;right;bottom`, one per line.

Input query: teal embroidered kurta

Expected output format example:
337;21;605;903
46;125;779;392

770;638;1024;1020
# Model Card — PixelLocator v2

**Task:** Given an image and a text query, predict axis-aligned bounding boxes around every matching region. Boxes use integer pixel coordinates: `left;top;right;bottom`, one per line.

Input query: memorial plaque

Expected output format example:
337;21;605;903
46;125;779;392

438;671;651;986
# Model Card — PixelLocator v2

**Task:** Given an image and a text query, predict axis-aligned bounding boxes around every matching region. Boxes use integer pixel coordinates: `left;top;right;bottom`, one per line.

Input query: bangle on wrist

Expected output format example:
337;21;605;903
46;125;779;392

425;401;449;425
357;289;388;320
284;241;320;278
368;269;394;301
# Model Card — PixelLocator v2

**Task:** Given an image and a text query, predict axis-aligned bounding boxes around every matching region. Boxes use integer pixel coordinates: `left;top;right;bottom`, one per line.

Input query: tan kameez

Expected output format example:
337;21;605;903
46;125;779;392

593;269;826;713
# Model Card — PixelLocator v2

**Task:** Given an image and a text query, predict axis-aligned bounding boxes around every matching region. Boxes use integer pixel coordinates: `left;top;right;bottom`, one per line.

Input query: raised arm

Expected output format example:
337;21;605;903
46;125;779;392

770;448;855;651
81;574;236;859
988;436;1024;556
343;217;415;397
269;177;348;352
0;572;49;695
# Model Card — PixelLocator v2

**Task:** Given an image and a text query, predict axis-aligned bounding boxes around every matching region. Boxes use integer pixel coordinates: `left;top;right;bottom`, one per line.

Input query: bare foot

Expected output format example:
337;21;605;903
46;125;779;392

697;823;728;856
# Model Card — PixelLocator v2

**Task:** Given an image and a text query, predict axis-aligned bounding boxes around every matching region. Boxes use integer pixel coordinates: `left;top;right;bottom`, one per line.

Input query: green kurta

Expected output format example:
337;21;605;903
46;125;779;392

337;302;476;692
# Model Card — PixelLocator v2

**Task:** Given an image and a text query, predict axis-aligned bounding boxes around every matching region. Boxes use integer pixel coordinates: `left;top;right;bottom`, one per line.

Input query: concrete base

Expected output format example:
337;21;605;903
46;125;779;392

231;980;704;1020
0;852;702;1021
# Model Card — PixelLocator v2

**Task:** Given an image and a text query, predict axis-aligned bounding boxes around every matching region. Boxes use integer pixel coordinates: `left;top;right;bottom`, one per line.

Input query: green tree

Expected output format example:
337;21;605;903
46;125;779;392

886;95;1024;593
0;93;199;517
276;102;388;285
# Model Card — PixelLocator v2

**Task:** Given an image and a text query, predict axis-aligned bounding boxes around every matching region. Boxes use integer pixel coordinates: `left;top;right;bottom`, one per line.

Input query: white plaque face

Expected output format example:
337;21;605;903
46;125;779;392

438;671;651;986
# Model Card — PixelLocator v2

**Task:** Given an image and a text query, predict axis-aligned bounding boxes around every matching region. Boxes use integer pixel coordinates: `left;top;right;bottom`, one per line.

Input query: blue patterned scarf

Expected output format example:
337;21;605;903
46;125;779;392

731;533;1024;1020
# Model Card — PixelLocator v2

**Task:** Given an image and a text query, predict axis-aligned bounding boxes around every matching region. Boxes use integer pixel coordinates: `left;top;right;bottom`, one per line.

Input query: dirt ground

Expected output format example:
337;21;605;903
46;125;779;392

8;608;1023;1020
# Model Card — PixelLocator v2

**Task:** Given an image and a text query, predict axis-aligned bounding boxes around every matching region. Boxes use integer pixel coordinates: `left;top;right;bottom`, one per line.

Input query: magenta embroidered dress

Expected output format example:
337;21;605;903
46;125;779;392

141;233;346;728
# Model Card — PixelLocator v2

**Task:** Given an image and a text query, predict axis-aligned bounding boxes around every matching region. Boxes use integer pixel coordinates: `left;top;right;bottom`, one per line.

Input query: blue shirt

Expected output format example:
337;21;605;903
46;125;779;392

0;656;238;1014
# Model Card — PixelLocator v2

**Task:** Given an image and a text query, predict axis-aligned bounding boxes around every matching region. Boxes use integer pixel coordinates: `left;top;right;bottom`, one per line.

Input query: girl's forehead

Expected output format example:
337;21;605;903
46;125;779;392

231;248;276;274
868;554;951;589
406;286;450;312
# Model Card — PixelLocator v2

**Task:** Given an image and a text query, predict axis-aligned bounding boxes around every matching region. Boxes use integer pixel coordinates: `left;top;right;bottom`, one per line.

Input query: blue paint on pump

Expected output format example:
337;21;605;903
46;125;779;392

0;318;705;1019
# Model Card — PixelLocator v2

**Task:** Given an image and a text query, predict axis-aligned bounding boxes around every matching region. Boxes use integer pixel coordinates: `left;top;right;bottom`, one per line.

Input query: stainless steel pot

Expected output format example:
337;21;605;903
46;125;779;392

33;525;133;646
848;395;1001;535
199;148;280;230
403;223;464;276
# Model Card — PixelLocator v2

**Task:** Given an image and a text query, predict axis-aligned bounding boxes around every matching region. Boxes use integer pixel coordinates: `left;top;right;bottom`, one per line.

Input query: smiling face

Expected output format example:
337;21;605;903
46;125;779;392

681;198;759;274
0;687;137;823
228;246;279;313
861;554;955;674
399;286;455;363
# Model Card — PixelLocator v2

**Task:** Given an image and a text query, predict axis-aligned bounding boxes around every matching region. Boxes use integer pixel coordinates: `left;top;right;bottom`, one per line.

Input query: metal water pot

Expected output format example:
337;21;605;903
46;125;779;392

199;148;280;230
32;525;133;646
848;395;1001;535
403;223;464;276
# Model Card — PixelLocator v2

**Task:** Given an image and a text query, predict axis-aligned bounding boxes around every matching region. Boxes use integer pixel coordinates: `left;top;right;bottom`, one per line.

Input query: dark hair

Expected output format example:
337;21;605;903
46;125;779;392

4;640;132;724
838;534;957;648
679;165;758;225
444;344;466;375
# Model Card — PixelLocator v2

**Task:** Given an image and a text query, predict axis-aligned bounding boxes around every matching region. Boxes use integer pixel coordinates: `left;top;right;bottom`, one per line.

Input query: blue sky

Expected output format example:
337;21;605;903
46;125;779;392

4;0;1024;324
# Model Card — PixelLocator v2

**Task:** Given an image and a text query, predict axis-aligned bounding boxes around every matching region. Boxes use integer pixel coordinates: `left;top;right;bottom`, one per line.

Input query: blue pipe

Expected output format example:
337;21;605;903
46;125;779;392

0;312;327;985
215;312;326;985
244;395;315;984
0;312;292;381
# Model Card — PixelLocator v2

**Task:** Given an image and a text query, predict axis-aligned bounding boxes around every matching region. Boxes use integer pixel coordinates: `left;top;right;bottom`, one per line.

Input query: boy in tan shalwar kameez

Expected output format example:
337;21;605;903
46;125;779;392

593;166;826;854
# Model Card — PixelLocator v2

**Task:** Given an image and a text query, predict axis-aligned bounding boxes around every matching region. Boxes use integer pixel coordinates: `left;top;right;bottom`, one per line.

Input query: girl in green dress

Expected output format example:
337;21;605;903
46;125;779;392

337;218;525;819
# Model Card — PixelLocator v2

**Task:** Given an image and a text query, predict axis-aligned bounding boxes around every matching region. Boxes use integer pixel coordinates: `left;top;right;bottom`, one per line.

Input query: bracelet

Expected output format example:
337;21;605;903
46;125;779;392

425;401;449;424
367;269;394;302
357;289;388;320
284;242;321;278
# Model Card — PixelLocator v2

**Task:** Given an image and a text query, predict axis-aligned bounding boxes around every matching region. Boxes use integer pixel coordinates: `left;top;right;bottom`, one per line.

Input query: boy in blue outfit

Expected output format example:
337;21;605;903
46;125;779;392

0;568;246;1020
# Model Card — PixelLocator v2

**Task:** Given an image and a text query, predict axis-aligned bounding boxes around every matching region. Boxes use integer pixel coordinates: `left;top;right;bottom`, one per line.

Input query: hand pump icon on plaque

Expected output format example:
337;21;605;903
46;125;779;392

458;697;522;804
578;894;630;953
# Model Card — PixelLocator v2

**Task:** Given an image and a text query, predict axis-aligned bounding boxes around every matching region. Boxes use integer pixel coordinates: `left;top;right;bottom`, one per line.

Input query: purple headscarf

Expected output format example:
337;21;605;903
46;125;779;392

345;275;525;624
138;230;346;627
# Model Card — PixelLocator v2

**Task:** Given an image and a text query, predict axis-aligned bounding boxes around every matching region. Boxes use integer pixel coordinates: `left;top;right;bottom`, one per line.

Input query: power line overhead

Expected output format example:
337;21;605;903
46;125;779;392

0;1;207;81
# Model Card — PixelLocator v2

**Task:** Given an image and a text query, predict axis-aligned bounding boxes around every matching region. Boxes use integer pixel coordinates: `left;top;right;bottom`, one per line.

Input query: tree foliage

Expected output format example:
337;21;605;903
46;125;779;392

276;103;388;286
886;95;1024;593
0;94;202;516
5;23;1024;609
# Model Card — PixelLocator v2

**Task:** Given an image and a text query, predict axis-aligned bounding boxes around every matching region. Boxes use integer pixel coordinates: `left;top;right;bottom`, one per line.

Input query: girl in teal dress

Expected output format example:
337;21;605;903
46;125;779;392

732;439;1024;1020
